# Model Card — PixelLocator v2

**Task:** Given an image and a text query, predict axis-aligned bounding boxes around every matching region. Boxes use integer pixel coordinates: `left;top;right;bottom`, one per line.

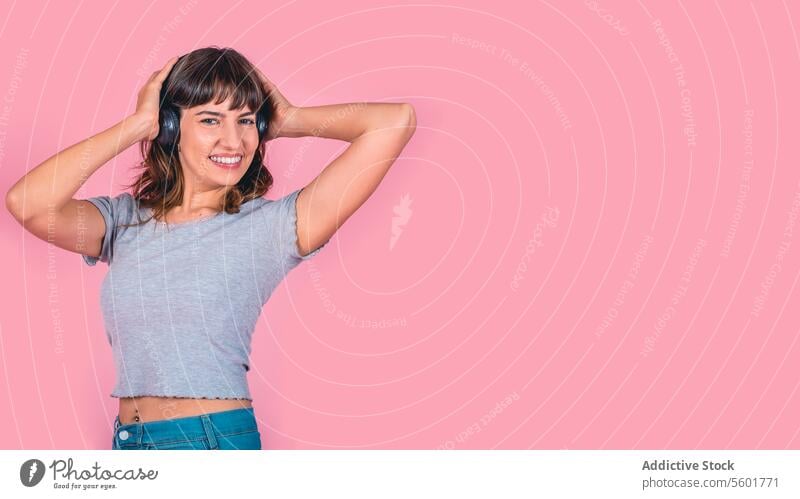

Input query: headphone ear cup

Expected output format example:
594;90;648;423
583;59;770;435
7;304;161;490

156;104;180;148
256;104;269;142
153;54;185;149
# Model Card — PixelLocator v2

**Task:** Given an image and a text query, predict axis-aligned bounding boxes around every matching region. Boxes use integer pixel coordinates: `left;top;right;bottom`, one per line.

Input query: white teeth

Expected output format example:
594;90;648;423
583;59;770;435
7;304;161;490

210;156;242;164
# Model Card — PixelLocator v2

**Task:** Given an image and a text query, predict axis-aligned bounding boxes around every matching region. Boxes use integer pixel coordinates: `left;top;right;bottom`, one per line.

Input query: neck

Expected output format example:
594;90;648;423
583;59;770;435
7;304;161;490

175;170;230;216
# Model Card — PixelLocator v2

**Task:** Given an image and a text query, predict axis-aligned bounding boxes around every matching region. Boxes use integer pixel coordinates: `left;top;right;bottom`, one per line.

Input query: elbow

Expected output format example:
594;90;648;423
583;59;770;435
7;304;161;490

399;103;416;138
5;187;22;222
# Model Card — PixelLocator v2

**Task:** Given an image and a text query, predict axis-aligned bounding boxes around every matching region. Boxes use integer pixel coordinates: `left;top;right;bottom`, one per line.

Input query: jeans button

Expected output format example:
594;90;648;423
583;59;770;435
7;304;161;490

118;430;130;441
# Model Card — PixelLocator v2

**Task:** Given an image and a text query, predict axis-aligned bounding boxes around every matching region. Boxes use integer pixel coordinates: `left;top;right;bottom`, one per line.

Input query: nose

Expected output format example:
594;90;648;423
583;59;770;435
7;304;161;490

219;120;244;149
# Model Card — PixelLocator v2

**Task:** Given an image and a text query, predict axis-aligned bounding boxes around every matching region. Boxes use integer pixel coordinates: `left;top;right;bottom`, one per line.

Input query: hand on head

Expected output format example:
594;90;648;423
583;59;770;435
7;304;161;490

135;56;180;141
253;67;295;141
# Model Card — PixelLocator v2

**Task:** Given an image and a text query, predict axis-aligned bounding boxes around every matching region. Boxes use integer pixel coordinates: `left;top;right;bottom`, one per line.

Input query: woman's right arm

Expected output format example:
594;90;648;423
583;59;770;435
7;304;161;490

5;115;150;259
4;56;177;260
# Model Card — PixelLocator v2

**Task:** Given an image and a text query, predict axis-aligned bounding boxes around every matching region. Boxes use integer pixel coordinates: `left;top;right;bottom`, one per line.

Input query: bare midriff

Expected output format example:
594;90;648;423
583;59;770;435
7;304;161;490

118;396;252;424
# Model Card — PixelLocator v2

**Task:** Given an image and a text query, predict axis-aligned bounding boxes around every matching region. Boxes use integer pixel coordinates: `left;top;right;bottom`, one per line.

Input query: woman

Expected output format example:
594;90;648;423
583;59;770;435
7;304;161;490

5;46;416;450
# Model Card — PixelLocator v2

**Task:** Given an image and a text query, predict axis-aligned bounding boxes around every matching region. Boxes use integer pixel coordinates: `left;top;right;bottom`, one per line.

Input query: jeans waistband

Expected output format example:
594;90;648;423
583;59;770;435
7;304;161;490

114;407;256;448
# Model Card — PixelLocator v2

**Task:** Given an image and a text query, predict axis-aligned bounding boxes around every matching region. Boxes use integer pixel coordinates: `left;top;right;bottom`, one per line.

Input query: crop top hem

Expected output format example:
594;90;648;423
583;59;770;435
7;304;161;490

110;392;253;401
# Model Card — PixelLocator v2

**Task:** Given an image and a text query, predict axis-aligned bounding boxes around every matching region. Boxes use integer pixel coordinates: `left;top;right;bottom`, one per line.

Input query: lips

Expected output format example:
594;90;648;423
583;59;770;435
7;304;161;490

209;154;243;169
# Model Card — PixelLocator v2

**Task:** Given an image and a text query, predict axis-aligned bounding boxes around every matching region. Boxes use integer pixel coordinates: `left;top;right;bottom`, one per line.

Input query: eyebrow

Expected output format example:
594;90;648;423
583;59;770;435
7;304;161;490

195;110;255;117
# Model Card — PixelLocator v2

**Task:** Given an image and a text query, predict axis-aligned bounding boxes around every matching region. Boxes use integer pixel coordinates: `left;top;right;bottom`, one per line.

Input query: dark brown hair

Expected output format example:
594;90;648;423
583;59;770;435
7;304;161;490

122;46;274;228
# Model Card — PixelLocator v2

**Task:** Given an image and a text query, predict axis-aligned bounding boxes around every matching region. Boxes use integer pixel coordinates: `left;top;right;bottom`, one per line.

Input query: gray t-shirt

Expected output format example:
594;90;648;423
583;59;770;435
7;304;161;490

82;188;326;400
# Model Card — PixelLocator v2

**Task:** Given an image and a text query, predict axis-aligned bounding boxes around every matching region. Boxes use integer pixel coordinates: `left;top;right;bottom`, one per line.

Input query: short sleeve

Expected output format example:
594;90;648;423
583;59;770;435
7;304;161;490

275;188;328;262
81;193;134;266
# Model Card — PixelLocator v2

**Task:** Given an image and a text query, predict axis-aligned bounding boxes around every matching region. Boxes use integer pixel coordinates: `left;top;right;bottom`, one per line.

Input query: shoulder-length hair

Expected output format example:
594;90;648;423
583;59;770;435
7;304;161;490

122;46;274;228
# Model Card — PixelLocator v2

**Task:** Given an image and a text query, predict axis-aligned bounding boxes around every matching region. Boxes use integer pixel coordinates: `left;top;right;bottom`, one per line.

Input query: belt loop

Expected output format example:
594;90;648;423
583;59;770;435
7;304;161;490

114;416;120;431
200;414;219;449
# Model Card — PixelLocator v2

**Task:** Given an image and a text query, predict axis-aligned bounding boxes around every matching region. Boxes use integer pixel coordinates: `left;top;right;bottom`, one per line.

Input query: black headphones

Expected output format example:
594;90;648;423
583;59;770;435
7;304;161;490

155;56;271;149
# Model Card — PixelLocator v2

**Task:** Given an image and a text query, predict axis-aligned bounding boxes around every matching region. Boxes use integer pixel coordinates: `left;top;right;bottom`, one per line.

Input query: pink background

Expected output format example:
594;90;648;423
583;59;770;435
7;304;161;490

1;0;799;449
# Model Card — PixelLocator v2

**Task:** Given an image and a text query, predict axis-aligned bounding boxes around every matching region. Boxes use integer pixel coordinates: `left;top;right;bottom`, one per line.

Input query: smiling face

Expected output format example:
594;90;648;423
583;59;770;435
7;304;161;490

176;95;261;189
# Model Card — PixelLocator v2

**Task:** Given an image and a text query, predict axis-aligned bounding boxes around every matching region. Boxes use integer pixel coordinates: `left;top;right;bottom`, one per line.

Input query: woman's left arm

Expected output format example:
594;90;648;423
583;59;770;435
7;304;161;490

266;88;416;257
258;69;416;257
281;104;416;256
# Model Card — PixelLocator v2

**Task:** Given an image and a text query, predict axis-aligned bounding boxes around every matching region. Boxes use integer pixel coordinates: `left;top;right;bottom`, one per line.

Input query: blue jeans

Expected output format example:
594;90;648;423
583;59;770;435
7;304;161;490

112;407;261;450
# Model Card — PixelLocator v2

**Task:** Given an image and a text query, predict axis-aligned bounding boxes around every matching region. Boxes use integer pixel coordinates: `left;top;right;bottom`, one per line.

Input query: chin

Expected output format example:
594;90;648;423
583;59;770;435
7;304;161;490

208;173;245;187
195;161;247;183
